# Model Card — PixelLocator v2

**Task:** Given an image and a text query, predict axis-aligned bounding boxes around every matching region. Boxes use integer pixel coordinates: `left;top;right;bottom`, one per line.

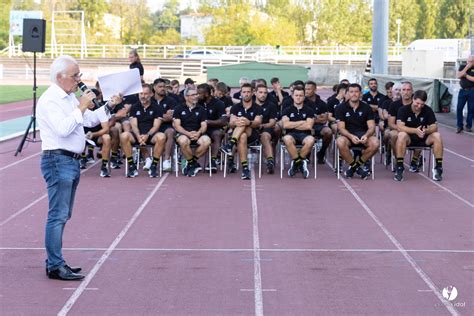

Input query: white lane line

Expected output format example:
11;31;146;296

445;148;474;163
240;289;277;292
0;151;41;172
0;161;101;227
406;163;474;209
438;122;474;134
339;177;459;316
62;288;98;291
1;247;473;253
57;173;169;316
250;169;264;316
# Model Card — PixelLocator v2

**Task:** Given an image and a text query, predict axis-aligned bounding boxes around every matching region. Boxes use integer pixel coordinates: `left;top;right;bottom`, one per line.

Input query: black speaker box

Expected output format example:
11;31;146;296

22;19;46;53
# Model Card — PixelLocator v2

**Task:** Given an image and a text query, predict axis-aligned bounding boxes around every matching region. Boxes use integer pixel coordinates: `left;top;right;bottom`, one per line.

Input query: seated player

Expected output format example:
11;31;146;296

254;84;278;174
394;90;444;181
335;83;379;180
221;83;263;180
153;78;178;172
173;87;211;177
327;83;348;135
120;83;166;178
197;83;227;172
304;81;332;164
281;86;315;179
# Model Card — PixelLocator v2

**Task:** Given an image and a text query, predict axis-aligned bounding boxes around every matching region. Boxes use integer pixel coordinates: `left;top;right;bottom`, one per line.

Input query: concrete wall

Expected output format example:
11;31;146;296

308;64;401;85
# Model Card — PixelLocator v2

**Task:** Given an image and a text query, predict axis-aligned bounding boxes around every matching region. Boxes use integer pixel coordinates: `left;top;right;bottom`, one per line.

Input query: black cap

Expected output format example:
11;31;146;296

184;78;195;85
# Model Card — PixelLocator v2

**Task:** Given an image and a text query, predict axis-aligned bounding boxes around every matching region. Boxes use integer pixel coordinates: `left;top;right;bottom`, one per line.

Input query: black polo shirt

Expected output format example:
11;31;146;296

388;100;411;118
258;99;278;124
129;61;144;76
380;98;392;111
129;102;163;134
281;104;315;135
397;105;436;128
335;101;374;134
459;63;474;89
269;89;289;103
219;96;234;108
230;102;263;122
198;97;226;121
281;95;294;112
304;95;328;116
362;91;386;106
327;96;343;115
233;91;241;100
153;95;178;128
173;104;207;132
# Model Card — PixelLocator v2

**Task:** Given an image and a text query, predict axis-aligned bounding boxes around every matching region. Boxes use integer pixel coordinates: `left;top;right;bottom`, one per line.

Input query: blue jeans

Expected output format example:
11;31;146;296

456;88;474;129
41;153;80;270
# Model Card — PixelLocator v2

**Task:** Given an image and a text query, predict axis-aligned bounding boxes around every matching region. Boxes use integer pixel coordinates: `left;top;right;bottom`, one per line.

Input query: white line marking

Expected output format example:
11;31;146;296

339;177;459;316
438;122;474;134
417;290;433;292
62;288;98;291
405;163;474;209
0;161;101;227
250;169;264;316
0;128;40;142
240;289;277;292
0;151;41;172
1;247;473;253
57;173;169;316
445;148;474;163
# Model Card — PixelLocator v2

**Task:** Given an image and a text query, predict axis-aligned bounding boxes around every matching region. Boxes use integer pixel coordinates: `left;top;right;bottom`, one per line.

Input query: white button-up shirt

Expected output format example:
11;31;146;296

37;84;109;154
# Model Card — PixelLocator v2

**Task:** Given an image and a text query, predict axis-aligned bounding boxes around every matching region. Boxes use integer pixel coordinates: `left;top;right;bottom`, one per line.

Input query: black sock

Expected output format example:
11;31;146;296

396;157;404;168
230;137;238;145
357;157;366;166
87;146;94;155
111;151;118;159
349;160;358;170
151;156;160;167
411;156;418;165
267;156;274;162
127;156;134;166
102;159;108;167
435;158;443;169
242;160;249;169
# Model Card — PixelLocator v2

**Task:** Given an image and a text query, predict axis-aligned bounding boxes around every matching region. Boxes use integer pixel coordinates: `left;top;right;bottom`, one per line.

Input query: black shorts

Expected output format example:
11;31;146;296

206;127;225;137
159;124;175;133
132;132;156;145
313;124;329;138
348;131;367;148
286;132;312;145
260;127;276;140
409;134;428;147
248;129;260;144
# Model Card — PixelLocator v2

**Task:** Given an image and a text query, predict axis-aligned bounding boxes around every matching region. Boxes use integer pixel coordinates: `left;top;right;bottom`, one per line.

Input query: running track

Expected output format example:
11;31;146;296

0;100;473;315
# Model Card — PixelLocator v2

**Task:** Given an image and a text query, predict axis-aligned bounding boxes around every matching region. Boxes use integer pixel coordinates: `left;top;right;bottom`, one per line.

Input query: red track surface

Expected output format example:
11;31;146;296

0;97;473;315
0;100;34;122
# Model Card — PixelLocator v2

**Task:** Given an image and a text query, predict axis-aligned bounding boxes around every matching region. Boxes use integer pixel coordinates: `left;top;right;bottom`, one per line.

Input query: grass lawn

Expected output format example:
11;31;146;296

0;85;49;104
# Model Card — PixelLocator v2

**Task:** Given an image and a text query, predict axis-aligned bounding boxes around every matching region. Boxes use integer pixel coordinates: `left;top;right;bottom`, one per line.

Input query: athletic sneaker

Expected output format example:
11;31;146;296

344;167;355;178
205;159;218;173
241;167;251;180
356;166;369;180
409;160;420;173
220;143;233;155
194;161;202;172
288;160;298;177
393;166;404;181
432;167;443;181
143;157;152;171
362;161;372;175
86;154;95;164
266;160;275;174
228;159;237;173
163;159;172;172
300;159;310;178
181;160;189;176
126;164;138;178
189;162;201;177
110;157;121;169
148;165;158;178
100;166;110;178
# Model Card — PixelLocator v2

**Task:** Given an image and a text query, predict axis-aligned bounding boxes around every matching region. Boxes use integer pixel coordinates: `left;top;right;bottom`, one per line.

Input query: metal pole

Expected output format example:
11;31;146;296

372;0;389;74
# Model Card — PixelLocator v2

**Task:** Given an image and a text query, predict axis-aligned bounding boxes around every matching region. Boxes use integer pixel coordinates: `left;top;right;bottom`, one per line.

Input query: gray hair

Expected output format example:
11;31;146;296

50;55;78;84
184;87;196;96
239;76;249;84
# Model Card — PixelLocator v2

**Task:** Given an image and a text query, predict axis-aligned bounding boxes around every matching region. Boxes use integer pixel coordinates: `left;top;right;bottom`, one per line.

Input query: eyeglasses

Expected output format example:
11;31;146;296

187;93;198;96
67;73;82;80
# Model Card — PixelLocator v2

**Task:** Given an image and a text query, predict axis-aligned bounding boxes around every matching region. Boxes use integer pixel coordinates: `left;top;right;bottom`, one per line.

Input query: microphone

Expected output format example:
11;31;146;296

78;82;101;108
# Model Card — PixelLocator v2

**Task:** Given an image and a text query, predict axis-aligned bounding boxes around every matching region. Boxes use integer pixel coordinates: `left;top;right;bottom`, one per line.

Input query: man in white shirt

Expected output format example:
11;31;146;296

37;55;121;280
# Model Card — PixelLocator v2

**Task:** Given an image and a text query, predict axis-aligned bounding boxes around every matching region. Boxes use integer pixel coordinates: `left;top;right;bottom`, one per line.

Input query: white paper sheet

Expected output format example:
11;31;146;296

98;68;142;100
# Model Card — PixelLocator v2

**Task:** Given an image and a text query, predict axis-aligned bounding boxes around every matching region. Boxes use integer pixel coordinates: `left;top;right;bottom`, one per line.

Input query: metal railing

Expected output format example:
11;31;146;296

4;44;406;61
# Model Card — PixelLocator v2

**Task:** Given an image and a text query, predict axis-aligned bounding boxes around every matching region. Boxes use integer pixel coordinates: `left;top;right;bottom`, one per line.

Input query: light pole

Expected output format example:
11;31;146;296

396;19;401;55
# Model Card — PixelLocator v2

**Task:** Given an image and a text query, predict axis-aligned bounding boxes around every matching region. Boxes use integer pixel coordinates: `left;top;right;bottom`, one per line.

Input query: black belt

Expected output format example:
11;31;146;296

43;149;81;160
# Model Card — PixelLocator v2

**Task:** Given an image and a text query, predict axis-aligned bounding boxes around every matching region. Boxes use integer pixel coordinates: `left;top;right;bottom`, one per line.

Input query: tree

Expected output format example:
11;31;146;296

389;0;420;45
437;0;470;38
416;0;439;39
0;0;13;49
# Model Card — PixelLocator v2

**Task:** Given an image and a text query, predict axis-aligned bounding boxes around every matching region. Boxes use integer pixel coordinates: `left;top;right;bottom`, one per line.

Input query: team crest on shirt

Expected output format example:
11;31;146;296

136;111;141;115
290;113;295;118
407;117;412;122
181;111;186;115
195;112;200;116
250;112;254;116
359;112;363;116
209;109;213;114
303;113;307;118
149;111;153;115
420;117;424;122
368;98;371;102
238;111;242;116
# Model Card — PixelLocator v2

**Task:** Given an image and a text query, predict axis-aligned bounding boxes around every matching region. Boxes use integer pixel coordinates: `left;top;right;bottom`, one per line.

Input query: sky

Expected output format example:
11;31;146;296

147;0;198;13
